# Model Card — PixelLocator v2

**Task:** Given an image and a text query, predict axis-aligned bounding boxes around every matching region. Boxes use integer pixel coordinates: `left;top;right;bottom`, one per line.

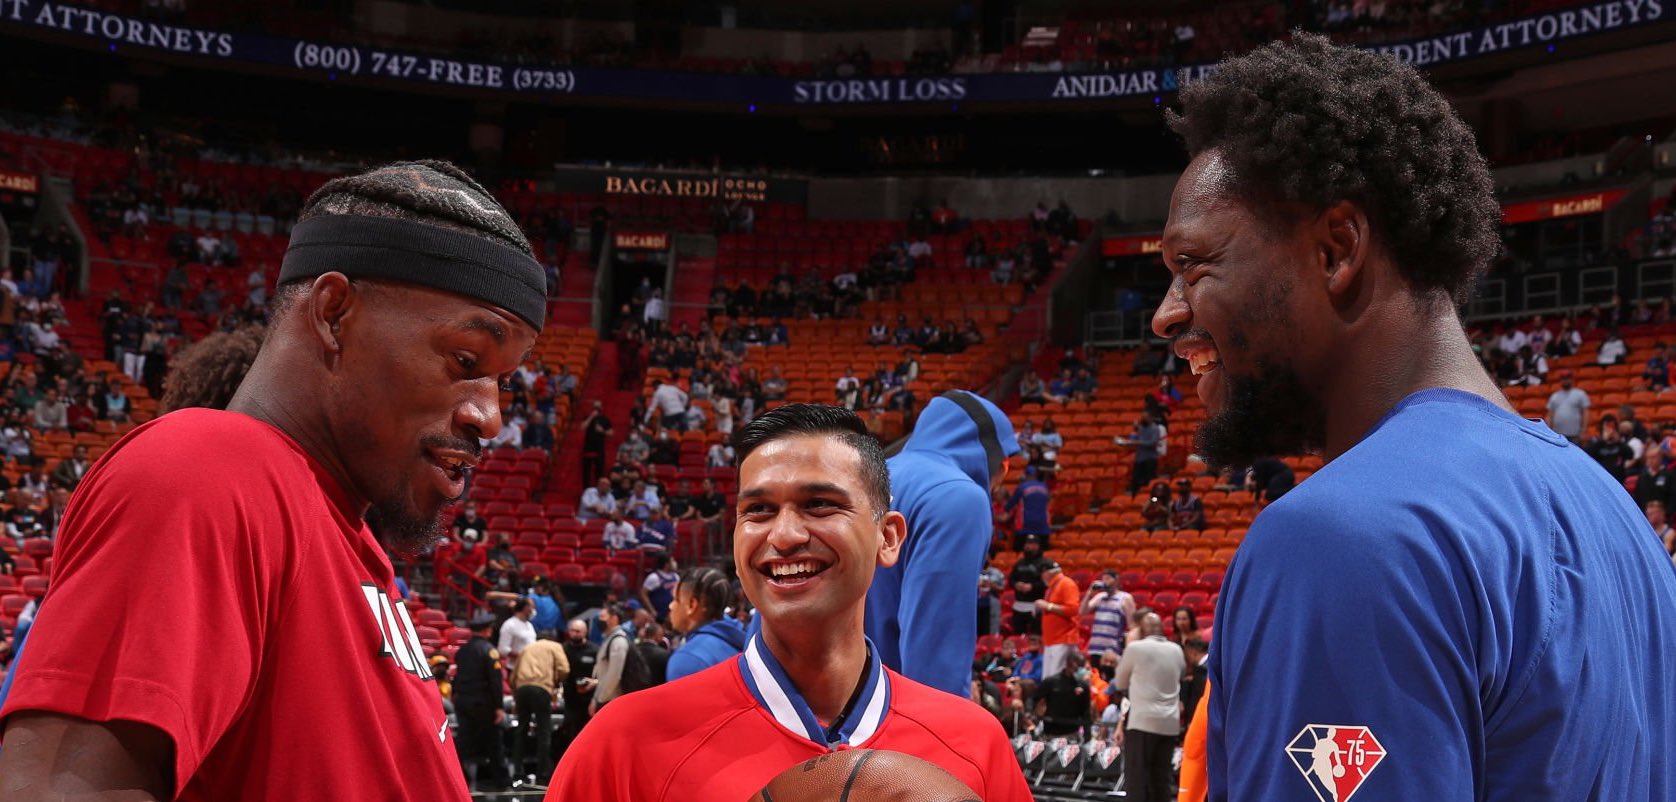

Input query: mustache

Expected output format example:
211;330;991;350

420;435;481;461
1169;327;1215;351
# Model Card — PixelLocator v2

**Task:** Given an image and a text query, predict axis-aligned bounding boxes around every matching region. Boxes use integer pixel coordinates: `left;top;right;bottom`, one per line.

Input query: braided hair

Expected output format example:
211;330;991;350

679;566;734;623
272;159;531;315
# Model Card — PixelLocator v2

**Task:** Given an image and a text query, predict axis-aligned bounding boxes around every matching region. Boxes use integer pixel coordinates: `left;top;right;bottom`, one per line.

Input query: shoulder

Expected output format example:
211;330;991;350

887;670;1010;735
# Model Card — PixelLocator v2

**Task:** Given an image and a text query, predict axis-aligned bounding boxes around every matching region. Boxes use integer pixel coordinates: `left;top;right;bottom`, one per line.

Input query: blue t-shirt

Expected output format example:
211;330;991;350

528;591;562;633
1209;389;1676;802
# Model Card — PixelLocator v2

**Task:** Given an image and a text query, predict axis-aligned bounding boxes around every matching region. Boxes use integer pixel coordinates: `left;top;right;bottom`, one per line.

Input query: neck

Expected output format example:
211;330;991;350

1320;302;1511;461
227;340;368;514
761;613;868;725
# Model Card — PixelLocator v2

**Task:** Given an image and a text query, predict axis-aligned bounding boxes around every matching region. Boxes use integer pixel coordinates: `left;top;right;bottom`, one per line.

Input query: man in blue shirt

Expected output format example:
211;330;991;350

1004;466;1052;550
1154;34;1676;802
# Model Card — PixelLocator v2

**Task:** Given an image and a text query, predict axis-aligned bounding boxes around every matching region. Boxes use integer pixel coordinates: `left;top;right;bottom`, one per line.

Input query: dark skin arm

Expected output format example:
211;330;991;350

0;712;173;801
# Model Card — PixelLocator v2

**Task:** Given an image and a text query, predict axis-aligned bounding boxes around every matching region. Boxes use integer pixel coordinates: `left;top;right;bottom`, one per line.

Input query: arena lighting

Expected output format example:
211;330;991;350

106;42;114;52
748;103;757;113
1547;44;1557;53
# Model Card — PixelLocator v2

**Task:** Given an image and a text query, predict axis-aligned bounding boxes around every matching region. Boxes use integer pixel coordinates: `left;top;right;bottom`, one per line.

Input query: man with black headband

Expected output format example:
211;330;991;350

865;390;1019;697
0;161;544;802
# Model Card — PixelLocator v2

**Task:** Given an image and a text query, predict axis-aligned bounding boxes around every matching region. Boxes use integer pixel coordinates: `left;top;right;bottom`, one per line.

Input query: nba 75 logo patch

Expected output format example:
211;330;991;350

1284;725;1385;802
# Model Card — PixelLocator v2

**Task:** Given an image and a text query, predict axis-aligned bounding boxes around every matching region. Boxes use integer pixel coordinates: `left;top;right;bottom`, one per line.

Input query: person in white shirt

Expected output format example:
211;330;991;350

579;479;618;521
1497;326;1528;356
834;368;861;410
499;599;538;672
643;290;665;330
195;232;222;264
602;512;638;553
706;442;735;468
1113;612;1186;802
1597;328;1628;365
647;378;689;431
713;395;734;435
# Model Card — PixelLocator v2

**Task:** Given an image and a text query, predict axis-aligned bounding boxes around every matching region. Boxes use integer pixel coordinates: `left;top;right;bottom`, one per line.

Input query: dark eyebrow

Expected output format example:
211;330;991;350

459;318;507;343
737;482;853;502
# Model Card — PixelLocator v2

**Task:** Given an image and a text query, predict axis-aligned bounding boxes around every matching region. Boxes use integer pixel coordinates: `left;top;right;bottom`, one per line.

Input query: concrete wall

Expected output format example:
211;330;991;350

680;27;951;63
1493;153;1605;194
808;173;1180;224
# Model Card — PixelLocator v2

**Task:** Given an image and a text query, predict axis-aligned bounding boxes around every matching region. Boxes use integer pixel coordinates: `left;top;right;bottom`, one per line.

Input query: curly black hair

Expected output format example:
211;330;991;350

272;159;531;315
1165;32;1500;305
160;324;267;413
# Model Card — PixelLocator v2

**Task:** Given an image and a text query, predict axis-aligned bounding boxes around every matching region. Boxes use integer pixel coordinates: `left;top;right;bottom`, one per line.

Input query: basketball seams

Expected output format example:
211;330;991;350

837;749;876;802
853;699;992;795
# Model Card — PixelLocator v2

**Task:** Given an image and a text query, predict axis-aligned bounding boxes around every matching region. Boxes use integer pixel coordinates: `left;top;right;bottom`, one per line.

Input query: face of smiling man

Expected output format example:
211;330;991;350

734;433;905;633
1151;150;1331;470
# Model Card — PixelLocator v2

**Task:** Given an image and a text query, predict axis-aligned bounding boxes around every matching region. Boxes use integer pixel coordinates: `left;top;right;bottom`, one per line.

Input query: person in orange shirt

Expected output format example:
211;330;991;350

1177;680;1210;802
1034;559;1082;678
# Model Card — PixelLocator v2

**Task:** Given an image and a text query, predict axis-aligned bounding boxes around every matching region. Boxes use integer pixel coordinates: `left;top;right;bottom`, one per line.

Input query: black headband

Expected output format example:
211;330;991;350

941;389;1005;482
279;214;546;331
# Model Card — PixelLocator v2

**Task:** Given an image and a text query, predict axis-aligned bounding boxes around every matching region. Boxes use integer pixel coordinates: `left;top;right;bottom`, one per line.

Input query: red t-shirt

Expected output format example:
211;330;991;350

0;409;467;801
545;635;1030;801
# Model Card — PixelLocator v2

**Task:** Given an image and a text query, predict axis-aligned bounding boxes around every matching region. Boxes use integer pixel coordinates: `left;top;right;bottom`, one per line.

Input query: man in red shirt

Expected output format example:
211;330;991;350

0;160;545;801
1036;558;1083;679
545;404;1031;801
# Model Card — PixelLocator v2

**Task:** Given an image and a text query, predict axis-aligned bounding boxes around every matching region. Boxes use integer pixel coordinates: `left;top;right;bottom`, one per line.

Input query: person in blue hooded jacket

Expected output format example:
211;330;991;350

666;566;748;681
866;389;1020;698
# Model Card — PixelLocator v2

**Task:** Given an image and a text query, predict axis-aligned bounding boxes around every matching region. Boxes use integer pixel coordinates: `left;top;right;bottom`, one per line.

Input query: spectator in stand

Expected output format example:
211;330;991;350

1081;570;1135;661
1586;422;1635;482
1170;477;1207;530
510;629;569;785
1596;327;1627;366
1118;412;1167;493
1008;535;1050;635
642;289;665;334
623;479;660;522
31;388;67;431
452;502;489;541
692;477;727;544
646;377;689;432
931;199;958;233
866;390;1020;697
616;430;650;466
1245;456;1295;504
579;478;618;521
1545;370;1590;443
978;564;1006;637
1033;649;1092;737
602;511;638;554
1548;317;1582;357
65;387;97;433
1145;375;1182;420
705;441;735;469
521;410;554;451
666;566;748;681
1508;345;1548;387
454;614;508;791
1644;342;1670;390
1045;369;1076;404
1018;372;1048;405
580;401;613;487
51;444;92;491
636;506;675;555
637;554;681;623
1035;559;1082;679
834;366;862;410
1650;501;1675;560
1004;466;1052;550
1630;446;1675;511
1113;612;1185;802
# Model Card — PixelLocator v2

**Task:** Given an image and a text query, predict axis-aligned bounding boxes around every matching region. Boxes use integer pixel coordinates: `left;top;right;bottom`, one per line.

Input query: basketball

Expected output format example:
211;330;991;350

747;749;982;802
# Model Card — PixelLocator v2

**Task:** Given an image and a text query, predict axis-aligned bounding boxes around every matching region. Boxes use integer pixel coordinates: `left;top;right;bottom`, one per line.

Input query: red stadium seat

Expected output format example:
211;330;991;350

551;564;587;585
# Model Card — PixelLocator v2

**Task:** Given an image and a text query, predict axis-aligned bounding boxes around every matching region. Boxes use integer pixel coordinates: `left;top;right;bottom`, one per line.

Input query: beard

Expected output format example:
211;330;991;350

365;494;448;558
1194;357;1326;472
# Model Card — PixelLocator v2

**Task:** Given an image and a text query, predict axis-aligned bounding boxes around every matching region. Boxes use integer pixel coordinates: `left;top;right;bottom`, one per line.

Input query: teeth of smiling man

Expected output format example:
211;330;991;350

1189;351;1221;376
770;561;819;577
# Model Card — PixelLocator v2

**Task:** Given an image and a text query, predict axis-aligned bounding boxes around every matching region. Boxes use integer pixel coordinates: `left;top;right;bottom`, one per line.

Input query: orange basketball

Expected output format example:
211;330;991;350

746;749;983;802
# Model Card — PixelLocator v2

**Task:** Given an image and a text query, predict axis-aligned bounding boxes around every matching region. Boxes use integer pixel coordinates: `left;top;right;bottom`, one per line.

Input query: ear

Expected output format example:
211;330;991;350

1318;200;1371;300
303;273;357;358
876;509;907;569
